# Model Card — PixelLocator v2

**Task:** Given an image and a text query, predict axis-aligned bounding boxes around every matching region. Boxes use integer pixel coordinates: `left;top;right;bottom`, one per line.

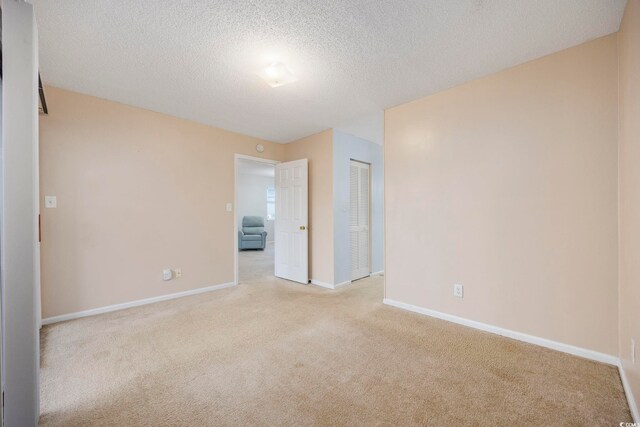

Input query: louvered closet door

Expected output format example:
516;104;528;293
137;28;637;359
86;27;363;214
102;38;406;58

350;160;370;281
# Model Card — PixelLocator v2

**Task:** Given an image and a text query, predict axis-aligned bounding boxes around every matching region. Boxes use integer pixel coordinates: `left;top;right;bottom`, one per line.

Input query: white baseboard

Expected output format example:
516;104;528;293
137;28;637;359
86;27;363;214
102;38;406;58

42;282;236;325
619;362;639;422
314;273;382;290
311;279;352;290
382;298;618;366
310;280;335;290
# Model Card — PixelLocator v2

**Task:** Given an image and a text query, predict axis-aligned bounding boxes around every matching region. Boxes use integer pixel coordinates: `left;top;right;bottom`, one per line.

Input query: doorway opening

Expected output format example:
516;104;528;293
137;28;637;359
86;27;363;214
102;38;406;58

234;155;278;284
350;160;371;281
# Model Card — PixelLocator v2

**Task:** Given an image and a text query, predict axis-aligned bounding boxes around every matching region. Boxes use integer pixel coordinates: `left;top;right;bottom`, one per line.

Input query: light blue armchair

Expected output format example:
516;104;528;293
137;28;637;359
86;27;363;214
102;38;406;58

238;216;267;250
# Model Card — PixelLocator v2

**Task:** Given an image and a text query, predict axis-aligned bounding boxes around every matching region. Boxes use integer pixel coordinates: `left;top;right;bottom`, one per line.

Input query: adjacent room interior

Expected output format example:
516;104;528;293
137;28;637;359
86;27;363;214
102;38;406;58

236;157;277;283
1;0;639;425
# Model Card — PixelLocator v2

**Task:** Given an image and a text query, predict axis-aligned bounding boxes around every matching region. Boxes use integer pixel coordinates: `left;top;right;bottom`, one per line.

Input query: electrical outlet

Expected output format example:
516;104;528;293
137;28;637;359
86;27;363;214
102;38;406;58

632;339;636;364
175;268;182;278
44;196;57;208
453;284;463;298
162;269;173;281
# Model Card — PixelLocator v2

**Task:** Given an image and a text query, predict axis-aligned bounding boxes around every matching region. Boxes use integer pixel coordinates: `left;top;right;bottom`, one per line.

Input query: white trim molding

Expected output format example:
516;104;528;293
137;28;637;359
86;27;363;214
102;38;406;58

619;363;639;422
310;280;335;290
42;282;236;325
235;153;282;165
311;279;351;290
371;270;384;276
383;298;618;366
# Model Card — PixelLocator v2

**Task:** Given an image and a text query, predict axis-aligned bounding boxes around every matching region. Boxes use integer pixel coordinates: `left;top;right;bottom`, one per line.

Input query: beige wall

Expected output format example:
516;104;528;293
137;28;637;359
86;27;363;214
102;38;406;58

284;130;334;285
618;0;640;410
40;87;285;318
384;35;619;355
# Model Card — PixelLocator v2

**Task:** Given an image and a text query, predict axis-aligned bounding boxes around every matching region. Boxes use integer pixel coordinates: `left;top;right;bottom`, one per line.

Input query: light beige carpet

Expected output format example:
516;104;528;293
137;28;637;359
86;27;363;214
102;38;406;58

40;274;631;426
238;241;274;283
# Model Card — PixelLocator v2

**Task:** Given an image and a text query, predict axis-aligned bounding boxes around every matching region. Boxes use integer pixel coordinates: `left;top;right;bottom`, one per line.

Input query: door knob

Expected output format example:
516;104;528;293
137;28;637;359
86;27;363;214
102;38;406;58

299;225;306;230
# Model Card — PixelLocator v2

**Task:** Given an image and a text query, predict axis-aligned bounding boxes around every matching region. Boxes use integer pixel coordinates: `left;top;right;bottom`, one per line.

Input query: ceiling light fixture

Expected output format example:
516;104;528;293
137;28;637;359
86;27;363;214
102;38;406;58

258;62;298;88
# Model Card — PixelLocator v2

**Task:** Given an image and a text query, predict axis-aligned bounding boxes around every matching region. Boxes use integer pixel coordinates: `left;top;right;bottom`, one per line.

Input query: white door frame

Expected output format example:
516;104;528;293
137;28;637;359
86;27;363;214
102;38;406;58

2;1;41;424
233;154;280;285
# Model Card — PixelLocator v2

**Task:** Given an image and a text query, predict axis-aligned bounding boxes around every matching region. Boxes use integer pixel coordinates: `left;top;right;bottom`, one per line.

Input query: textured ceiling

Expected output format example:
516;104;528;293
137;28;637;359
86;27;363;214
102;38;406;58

34;0;626;143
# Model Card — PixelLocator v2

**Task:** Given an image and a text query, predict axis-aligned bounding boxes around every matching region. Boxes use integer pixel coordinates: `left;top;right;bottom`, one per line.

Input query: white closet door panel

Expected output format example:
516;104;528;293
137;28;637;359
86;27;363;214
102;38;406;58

350;164;359;227
350;161;370;281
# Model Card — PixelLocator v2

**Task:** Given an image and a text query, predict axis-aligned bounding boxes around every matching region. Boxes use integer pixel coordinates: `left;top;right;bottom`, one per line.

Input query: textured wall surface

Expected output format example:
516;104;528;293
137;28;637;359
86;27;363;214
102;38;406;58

385;35;619;355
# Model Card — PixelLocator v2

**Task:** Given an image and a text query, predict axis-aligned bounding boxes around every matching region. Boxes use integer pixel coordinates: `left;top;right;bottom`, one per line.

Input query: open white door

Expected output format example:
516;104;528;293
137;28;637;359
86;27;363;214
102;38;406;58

350;161;370;281
275;159;308;284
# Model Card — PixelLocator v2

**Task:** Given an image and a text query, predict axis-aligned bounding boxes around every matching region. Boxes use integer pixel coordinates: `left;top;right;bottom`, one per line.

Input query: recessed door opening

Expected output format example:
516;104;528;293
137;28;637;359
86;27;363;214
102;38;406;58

350;160;371;281
235;156;278;284
234;155;309;286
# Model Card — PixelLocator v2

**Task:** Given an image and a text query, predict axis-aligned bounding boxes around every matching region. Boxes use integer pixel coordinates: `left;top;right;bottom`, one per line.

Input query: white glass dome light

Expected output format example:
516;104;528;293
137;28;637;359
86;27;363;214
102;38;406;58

258;62;298;88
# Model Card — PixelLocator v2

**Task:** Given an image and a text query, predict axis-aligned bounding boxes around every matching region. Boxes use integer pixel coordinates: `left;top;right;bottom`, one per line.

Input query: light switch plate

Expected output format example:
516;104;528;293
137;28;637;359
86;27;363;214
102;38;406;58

226;203;233;212
45;196;57;208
